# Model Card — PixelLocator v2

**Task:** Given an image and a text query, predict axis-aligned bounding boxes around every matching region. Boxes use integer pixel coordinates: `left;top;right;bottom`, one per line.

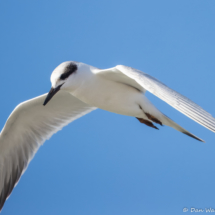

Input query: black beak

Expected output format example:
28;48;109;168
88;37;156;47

43;84;63;106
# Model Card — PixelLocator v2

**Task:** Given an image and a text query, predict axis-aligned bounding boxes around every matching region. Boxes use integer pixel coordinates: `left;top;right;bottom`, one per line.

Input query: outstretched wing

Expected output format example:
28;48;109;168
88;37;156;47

0;91;96;210
96;65;215;132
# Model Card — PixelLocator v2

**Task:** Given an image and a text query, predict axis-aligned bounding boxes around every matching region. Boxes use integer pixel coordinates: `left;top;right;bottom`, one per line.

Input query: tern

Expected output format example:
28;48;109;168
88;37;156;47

0;61;214;210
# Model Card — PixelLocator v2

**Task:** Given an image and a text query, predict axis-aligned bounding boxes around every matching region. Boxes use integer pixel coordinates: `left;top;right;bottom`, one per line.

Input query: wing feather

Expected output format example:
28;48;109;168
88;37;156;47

115;65;215;132
96;65;215;132
0;91;96;210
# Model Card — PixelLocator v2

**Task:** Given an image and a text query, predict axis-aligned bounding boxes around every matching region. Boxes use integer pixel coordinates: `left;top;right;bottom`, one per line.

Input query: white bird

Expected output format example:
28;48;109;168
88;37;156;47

0;61;214;210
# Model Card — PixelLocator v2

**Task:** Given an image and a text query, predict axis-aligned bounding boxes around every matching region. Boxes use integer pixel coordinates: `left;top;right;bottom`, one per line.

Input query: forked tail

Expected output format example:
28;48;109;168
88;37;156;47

161;115;205;142
138;95;204;142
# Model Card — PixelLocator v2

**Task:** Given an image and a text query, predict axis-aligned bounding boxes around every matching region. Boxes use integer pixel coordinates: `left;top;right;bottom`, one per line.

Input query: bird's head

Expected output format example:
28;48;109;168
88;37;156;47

43;61;78;106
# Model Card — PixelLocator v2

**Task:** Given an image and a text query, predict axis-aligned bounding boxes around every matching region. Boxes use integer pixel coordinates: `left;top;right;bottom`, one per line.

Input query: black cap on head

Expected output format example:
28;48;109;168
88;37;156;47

60;63;77;80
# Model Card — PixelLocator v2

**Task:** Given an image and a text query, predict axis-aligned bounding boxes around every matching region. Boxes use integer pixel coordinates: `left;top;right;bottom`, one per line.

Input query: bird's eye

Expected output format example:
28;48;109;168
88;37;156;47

60;64;77;80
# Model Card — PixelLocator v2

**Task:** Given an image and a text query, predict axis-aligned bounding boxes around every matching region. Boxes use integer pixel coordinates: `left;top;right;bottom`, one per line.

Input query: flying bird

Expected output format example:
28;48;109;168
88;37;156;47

0;61;214;210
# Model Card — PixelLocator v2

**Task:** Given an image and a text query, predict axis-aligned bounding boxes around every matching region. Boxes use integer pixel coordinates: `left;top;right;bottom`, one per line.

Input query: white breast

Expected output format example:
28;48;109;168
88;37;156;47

70;74;144;116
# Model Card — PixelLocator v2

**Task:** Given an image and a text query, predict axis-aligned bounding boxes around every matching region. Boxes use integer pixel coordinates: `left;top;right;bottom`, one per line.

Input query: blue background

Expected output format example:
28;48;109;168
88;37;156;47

0;0;215;214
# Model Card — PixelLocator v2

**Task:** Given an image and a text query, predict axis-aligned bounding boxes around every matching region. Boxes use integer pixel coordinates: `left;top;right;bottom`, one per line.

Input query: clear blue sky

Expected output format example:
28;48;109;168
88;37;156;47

0;0;215;214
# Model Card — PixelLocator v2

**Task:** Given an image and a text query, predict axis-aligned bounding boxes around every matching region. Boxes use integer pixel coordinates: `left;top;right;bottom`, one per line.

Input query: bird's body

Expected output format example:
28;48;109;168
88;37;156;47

68;65;143;117
60;62;160;122
0;61;215;211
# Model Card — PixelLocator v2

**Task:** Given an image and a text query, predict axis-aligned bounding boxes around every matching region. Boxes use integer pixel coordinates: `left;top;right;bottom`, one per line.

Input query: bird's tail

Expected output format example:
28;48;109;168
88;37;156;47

139;95;204;142
161;114;205;142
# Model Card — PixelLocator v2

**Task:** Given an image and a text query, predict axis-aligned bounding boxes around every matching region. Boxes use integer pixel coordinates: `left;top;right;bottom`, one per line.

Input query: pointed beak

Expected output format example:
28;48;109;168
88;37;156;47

43;84;64;106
